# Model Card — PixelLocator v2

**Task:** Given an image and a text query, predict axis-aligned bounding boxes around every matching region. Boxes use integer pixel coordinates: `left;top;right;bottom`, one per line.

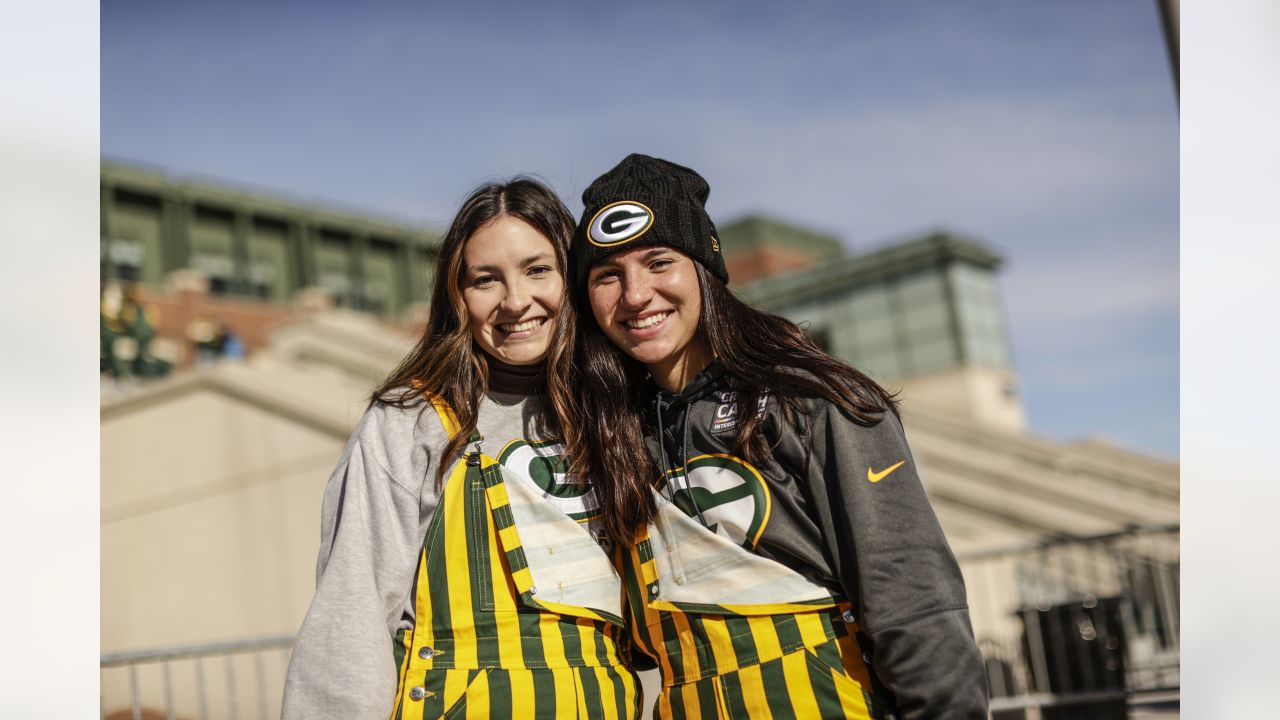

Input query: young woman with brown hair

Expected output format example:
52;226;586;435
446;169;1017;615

283;178;640;719
566;154;988;719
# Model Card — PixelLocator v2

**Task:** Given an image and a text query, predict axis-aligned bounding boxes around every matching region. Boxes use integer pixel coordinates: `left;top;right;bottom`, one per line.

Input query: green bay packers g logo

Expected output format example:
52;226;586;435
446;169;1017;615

663;453;771;549
498;439;599;521
588;201;654;247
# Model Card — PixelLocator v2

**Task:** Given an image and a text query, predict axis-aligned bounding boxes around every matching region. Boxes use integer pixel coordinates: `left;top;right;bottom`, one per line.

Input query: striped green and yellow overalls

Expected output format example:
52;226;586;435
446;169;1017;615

391;398;641;719
619;490;888;719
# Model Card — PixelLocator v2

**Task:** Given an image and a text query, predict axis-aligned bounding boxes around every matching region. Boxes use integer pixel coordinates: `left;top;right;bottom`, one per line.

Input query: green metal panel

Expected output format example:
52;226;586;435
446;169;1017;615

248;219;293;302
363;240;404;315
109;192;166;284
189;209;236;294
399;243;417;311
101;162;443;312
296;220;316;289
314;232;353;306
100;183;113;282
161;192;191;272
232;212;252;296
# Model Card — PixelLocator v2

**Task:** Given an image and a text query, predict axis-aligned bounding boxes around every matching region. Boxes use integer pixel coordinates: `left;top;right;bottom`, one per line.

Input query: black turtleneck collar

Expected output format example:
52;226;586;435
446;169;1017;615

485;353;545;396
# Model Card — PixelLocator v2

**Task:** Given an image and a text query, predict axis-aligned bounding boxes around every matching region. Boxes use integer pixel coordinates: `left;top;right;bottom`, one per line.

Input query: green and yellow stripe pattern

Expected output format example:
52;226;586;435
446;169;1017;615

390;399;639;719
620;517;888;718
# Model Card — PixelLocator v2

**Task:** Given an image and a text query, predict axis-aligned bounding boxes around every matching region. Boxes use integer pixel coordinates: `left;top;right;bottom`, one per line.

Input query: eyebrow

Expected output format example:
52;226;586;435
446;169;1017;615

467;252;554;274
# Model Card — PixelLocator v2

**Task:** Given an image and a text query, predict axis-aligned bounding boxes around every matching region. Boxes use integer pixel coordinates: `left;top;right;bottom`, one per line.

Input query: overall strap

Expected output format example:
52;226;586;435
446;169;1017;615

421;390;464;440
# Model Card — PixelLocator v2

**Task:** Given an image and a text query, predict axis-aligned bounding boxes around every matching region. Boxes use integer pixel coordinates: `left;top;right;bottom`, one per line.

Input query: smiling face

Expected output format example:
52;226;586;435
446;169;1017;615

462;215;564;366
586;245;712;391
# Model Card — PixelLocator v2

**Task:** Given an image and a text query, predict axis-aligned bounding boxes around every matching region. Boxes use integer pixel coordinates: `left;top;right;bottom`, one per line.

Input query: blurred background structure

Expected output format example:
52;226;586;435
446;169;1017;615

101;2;1179;718
100;164;1178;720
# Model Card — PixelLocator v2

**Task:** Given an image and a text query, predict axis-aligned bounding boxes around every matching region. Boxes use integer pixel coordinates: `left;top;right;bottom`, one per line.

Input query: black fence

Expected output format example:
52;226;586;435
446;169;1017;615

961;524;1180;718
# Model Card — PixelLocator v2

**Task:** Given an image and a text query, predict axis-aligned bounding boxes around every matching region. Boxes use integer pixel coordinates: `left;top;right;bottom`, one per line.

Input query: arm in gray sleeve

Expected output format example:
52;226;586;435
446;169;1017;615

808;402;988;720
282;403;445;720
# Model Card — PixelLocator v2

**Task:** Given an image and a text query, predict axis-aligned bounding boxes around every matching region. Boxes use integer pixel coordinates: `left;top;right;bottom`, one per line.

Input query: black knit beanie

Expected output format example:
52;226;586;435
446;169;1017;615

574;153;728;285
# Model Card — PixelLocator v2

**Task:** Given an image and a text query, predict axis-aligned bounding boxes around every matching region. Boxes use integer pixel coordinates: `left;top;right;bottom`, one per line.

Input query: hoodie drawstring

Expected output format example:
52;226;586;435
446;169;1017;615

655;391;710;529
680;404;710;528
655;395;674;503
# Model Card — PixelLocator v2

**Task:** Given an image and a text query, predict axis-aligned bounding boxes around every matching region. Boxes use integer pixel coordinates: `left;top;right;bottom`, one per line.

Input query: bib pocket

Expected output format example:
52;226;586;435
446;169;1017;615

484;465;624;624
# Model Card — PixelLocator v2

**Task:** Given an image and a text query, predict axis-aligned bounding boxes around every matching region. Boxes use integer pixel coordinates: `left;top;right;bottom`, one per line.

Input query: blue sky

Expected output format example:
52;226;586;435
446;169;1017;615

102;0;1179;458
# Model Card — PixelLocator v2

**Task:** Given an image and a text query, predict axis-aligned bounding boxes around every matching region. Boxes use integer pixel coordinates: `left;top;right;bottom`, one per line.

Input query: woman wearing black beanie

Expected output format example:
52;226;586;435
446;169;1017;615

565;153;989;719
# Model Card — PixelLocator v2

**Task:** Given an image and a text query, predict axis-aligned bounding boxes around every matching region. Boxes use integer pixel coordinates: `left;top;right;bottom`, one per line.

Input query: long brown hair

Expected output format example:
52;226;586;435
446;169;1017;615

372;178;577;488
565;259;899;544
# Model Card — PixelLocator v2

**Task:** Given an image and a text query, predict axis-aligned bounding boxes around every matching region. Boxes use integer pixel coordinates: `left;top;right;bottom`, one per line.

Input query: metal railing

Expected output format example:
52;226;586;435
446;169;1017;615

100;635;294;720
102;525;1178;719
960;523;1180;717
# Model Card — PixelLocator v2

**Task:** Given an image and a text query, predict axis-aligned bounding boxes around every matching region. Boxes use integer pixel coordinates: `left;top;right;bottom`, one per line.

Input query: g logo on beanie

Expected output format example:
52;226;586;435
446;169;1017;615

588;201;654;247
574;153;730;285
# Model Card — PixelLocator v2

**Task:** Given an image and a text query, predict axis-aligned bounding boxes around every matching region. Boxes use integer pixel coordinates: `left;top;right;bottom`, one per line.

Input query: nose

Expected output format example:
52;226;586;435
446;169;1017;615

501;278;532;315
620;269;655;310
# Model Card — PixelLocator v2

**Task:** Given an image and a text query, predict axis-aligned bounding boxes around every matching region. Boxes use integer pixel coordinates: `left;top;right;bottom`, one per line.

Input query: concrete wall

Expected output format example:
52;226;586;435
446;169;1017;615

101;388;346;715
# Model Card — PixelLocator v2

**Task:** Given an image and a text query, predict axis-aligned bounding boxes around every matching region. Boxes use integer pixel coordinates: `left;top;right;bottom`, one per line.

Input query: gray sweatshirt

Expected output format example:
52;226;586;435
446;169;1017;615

281;391;559;720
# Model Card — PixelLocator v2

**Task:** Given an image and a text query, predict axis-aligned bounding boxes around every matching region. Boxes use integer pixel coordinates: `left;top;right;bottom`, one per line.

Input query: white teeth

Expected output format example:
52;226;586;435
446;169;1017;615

625;312;668;329
499;318;544;333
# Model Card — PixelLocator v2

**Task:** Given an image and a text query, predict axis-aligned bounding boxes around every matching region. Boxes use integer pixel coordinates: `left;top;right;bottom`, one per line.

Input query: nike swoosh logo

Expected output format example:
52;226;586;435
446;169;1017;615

867;461;906;483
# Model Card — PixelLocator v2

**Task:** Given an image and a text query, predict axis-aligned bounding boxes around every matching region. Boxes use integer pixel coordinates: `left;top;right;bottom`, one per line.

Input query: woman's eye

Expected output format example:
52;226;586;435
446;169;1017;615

472;275;496;288
650;259;674;271
591;270;620;284
528;265;555;278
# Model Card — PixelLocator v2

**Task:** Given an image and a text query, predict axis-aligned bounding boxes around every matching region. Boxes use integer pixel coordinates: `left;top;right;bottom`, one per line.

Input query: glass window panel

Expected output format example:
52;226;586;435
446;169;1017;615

951;261;1010;372
901;301;951;342
894;270;947;306
847;287;892;319
855;350;902;382
906;337;958;374
850;315;895;349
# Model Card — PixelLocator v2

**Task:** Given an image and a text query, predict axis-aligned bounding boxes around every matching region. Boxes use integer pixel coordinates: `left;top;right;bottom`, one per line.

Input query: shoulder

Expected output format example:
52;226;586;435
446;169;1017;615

349;390;454;489
359;390;450;439
803;395;914;483
752;365;892;417
805;391;901;433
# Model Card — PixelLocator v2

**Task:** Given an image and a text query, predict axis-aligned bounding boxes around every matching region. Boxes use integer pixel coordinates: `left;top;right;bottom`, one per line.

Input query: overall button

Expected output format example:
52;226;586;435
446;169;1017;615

862;652;873;664
409;686;426;701
418;646;434;660
842;610;857;623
